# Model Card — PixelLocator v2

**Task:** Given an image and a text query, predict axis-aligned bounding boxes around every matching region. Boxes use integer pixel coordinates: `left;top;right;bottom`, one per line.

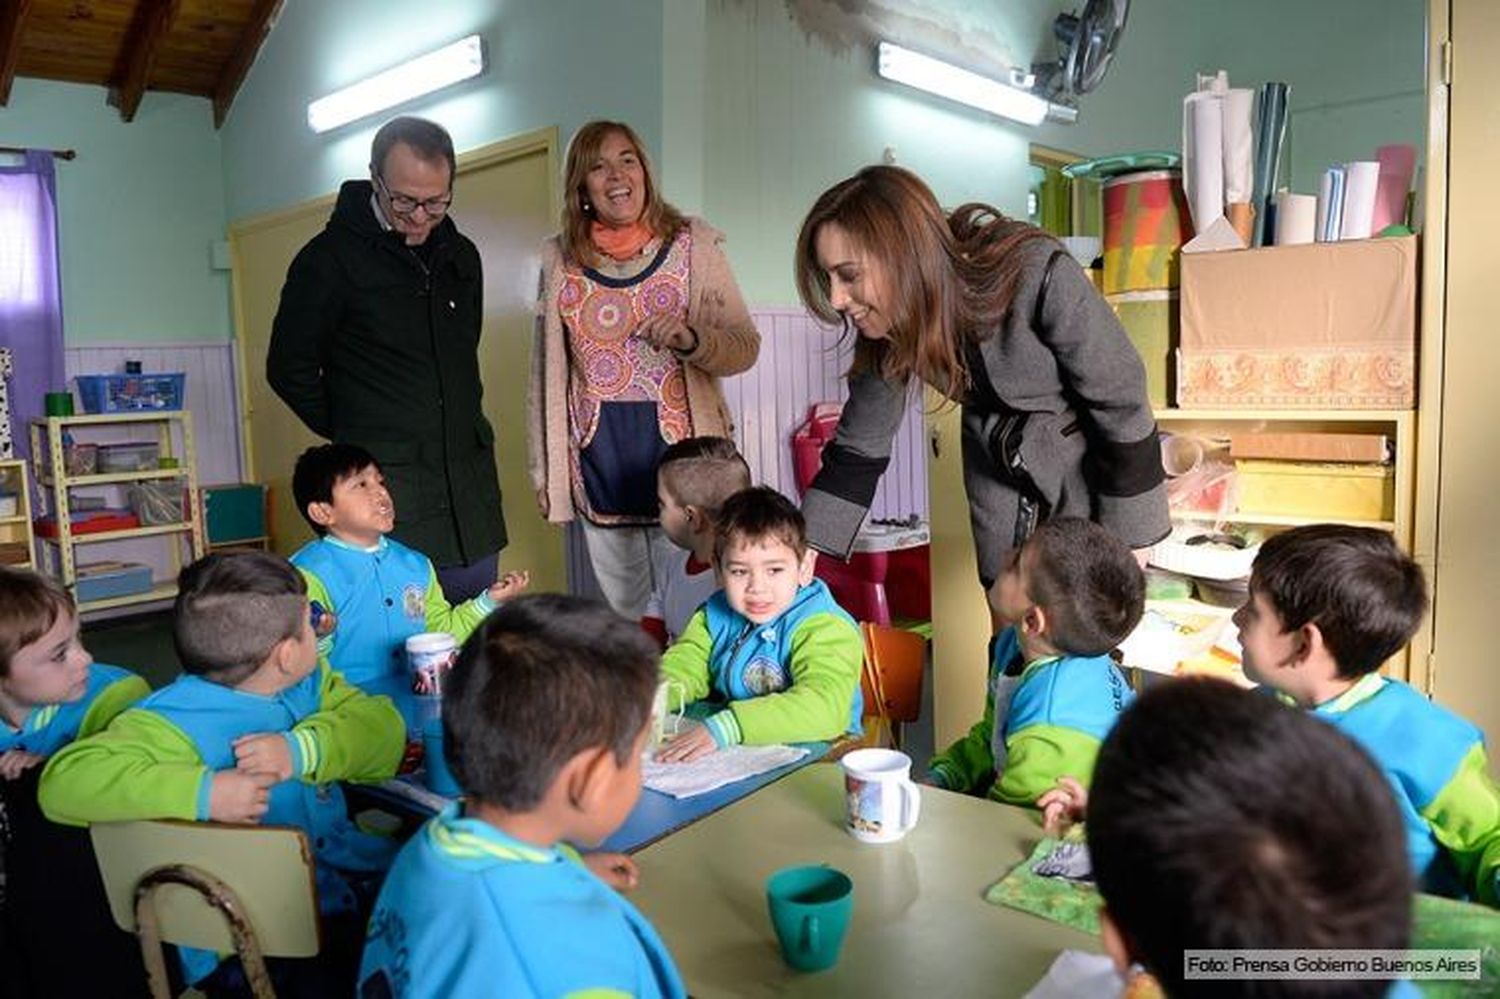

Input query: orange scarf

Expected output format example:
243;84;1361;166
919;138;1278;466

591;220;655;261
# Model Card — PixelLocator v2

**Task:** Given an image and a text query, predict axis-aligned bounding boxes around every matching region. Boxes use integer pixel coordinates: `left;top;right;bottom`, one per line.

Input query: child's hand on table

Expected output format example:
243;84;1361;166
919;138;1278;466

654;722;717;763
209;770;276;823
487;570;531;603
584;851;640;891
0;749;45;780
1038;775;1089;836
233;732;294;782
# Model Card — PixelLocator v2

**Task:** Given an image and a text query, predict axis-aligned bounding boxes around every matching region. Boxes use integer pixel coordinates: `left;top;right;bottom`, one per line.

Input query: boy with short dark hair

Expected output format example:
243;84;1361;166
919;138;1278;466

1088;678;1416;998
359;594;685;998
1235;524;1500;906
645;436;753;646
40;551;405;989
0;567;149;995
290;443;528;726
655;486;863;762
926;517;1140;806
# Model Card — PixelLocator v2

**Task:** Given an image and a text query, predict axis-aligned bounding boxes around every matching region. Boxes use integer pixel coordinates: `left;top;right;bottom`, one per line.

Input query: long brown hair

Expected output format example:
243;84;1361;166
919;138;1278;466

793;165;1052;400
559;120;685;267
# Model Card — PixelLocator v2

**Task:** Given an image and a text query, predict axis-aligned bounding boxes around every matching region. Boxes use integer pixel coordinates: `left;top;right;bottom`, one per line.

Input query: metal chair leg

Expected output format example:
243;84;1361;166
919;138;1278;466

134;864;276;999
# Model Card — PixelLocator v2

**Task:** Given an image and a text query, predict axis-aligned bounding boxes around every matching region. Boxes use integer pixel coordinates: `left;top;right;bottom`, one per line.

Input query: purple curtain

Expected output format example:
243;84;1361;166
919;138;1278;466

0;150;67;459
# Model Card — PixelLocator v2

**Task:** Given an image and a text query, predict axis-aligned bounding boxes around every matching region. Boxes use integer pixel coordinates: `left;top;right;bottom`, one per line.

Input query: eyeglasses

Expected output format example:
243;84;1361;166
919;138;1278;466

375;174;452;217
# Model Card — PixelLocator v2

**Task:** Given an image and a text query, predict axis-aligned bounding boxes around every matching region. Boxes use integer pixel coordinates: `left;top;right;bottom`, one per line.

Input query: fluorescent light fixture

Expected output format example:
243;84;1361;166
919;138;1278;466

307;35;485;134
877;41;1048;127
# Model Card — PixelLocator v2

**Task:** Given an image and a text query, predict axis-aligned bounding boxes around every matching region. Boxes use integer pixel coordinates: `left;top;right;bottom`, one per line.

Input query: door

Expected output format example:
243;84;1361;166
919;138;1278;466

229;127;565;592
1429;0;1500;741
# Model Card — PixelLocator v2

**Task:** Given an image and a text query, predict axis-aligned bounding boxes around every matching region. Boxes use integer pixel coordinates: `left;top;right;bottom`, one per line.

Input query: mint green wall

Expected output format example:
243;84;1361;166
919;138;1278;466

1037;0;1426;205
221;0;666;222
0;79;230;343
693;0;1054;305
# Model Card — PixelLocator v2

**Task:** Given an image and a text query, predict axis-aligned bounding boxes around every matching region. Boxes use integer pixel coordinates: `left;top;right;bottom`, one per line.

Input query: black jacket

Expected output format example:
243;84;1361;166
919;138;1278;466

267;180;506;567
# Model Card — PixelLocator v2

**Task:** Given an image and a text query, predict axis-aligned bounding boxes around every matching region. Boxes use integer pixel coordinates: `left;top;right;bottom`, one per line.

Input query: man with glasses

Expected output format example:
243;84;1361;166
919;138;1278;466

268;116;507;600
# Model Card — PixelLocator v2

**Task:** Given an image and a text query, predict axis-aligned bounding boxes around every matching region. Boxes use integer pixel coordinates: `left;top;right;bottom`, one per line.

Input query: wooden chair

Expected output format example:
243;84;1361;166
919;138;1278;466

859;622;928;750
90;819;321;999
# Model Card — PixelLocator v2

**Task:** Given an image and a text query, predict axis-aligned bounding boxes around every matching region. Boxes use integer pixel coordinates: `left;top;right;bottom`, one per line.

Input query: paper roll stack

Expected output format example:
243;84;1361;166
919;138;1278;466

1273;192;1317;245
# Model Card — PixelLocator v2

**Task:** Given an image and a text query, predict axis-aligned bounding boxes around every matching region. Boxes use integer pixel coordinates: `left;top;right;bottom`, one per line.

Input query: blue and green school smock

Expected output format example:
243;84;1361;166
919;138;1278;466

359;804;686;999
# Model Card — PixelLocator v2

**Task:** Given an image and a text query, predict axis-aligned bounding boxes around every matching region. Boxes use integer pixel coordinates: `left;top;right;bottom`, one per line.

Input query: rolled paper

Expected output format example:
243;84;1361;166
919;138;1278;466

1273;192;1317;245
1318;166;1347;242
1222;88;1255;204
1226;202;1256;246
1372;144;1417;232
1183;92;1225;235
1251;82;1290;246
1340;160;1381;240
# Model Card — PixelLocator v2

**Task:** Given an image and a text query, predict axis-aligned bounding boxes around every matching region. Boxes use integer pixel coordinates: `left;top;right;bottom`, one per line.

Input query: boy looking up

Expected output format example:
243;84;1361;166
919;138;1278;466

291;443;527;727
926;518;1140;806
1236;524;1500;906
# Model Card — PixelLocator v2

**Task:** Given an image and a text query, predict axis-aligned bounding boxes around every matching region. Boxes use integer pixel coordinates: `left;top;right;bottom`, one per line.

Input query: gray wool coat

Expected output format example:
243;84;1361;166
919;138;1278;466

802;236;1170;589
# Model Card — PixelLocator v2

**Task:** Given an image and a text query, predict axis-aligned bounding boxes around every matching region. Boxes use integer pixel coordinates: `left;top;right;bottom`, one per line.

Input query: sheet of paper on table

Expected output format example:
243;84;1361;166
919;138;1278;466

643;745;809;798
1023;950;1129;999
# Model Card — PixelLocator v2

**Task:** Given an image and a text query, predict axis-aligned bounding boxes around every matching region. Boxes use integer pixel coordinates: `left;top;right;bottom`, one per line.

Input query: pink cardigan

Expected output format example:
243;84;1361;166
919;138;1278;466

528;217;761;523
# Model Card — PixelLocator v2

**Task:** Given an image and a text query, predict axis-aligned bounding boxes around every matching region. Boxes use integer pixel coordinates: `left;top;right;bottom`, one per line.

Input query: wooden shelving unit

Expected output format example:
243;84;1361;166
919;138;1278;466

1149;408;1416;679
1154;408;1415;545
29;412;206;614
0;458;37;571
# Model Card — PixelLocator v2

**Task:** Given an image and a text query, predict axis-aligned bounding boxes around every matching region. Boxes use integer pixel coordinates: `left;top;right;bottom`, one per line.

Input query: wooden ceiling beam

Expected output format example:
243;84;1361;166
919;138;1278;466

110;0;182;123
0;0;35;106
212;0;284;129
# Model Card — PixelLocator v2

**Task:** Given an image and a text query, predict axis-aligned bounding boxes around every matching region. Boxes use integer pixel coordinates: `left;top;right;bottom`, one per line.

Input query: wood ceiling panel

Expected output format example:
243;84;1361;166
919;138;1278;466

9;0;274;124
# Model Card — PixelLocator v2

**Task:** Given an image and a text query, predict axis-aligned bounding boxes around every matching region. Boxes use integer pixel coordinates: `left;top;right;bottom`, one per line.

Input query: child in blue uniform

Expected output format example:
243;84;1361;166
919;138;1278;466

0;567;150;995
926;518;1140;806
360;594;685;999
1088;678;1419;999
40;551;405;993
1234;524;1500;906
290;443;529;728
644;436;753;646
655;486;863;762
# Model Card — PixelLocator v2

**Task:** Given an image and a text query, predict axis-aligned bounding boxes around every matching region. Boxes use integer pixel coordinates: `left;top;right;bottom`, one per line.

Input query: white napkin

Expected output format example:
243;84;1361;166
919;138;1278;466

1024;950;1128;999
644;745;809;798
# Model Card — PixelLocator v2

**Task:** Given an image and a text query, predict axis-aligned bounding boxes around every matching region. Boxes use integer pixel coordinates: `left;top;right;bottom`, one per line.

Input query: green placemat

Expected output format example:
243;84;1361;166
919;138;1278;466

985;834;1102;936
1412;893;1500;998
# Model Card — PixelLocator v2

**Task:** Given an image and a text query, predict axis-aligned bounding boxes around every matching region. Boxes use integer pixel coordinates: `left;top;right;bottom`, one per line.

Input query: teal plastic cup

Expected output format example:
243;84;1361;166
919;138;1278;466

765;865;854;972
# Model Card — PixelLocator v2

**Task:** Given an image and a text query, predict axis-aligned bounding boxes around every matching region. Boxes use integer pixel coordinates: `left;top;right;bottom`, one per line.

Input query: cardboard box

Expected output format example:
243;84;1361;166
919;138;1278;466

75;561;153;602
1178;236;1416;408
1229;432;1390;463
1235;460;1394;521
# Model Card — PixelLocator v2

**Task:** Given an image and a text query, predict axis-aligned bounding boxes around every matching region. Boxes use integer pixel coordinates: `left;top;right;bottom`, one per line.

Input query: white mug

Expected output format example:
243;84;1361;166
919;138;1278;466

651;679;687;745
840;748;922;844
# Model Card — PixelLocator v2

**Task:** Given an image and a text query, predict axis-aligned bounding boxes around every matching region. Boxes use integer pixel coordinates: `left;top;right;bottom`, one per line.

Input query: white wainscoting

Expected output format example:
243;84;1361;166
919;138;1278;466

723;307;928;521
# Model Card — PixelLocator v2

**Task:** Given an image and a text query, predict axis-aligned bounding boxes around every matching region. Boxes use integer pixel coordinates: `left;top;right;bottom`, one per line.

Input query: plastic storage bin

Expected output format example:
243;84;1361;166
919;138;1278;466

74;561;153;603
202;483;267;544
98;442;161;473
75;373;185;413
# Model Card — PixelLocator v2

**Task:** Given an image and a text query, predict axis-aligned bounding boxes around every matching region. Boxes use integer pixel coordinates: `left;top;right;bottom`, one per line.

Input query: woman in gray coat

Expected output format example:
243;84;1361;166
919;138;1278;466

793;165;1169;597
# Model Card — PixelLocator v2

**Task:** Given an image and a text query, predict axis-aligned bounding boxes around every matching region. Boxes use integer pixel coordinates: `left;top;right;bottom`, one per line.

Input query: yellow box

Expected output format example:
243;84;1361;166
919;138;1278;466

1234;460;1394;521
